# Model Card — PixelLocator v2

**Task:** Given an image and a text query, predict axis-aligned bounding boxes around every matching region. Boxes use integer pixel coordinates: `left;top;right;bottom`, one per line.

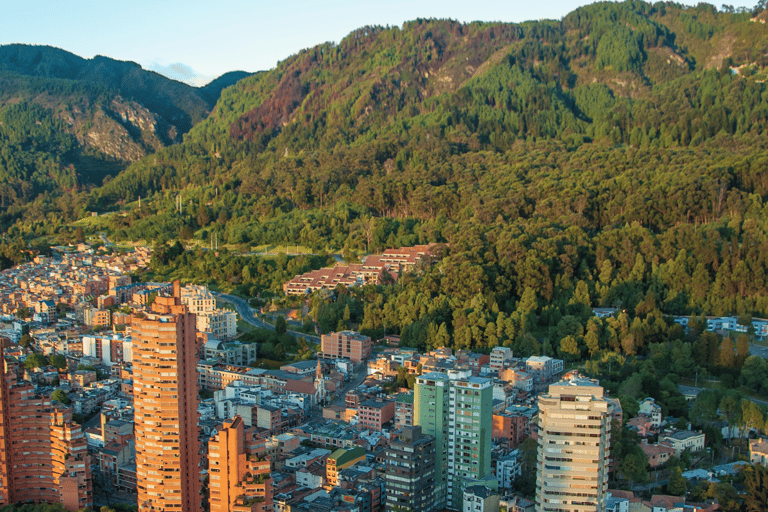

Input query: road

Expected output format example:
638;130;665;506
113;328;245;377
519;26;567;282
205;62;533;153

213;292;320;343
330;365;369;408
749;343;768;359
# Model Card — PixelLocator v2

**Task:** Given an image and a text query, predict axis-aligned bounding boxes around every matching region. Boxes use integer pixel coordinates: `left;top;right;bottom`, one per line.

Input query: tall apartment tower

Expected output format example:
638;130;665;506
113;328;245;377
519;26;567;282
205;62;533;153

415;372;495;510
133;281;201;512
536;378;611;512
385;425;435;512
208;416;273;512
0;341;92;511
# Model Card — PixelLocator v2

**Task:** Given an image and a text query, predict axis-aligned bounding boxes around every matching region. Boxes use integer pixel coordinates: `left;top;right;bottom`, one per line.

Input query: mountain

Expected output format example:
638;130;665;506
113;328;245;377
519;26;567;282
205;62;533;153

0;44;252;222
91;1;768;227
7;2;768;354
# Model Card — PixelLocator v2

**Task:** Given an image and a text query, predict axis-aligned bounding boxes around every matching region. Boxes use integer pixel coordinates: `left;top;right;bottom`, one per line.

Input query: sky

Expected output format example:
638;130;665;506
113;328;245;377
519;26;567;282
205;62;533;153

1;0;758;86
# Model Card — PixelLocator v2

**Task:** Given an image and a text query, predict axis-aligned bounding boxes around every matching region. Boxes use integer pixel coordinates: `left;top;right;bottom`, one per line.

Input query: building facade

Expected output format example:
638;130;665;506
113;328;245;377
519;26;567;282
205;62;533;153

321;331;372;363
385;426;435;512
133;281;201;512
415;372;495;510
536;378;611;512
0;344;92;511
208;416;273;512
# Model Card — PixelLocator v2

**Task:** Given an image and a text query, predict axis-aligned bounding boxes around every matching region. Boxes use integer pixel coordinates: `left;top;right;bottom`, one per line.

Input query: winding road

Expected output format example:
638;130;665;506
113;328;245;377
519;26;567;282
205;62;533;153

212;292;320;343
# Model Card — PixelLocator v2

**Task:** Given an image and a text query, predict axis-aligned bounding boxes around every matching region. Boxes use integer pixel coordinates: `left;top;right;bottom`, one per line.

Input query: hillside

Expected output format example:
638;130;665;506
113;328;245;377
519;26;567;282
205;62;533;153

7;2;768;332
0;44;252;223
92;2;768;220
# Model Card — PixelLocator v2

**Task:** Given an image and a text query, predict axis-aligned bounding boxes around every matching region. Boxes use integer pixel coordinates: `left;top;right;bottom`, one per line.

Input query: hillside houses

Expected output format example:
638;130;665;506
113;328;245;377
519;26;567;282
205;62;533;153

283;244;440;295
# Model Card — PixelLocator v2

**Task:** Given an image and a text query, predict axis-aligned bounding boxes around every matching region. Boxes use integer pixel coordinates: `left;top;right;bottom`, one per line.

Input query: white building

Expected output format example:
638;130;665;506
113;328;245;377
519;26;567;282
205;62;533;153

495;449;522;490
463;486;500;512
660;430;705;457
639;397;662;428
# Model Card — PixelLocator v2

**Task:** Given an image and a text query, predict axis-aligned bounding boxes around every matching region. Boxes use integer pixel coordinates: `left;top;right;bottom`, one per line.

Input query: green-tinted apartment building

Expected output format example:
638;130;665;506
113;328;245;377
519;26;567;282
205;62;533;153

415;372;495;510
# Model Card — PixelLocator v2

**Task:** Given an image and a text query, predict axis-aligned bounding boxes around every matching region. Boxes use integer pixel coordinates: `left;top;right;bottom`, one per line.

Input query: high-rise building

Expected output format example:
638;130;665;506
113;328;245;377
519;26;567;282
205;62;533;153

0;342;92;511
133;281;201;512
385;425;435;512
535;378;611;512
415;372;495;510
208;415;273;512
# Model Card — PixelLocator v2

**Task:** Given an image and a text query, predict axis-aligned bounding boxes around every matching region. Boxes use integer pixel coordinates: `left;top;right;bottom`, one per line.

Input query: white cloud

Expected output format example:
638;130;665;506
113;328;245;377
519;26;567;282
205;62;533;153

147;62;214;87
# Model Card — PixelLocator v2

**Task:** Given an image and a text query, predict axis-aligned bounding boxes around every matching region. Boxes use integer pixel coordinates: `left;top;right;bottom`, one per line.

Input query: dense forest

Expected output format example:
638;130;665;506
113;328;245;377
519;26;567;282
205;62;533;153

4;2;768;367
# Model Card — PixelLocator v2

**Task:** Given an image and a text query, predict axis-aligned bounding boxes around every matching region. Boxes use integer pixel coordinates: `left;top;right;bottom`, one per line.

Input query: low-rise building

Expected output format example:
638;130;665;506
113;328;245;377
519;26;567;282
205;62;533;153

326;447;366;489
750;438;768;466
660;430;705;457
639;397;662;428
463;486;500;512
357;399;395;432
640;440;676;468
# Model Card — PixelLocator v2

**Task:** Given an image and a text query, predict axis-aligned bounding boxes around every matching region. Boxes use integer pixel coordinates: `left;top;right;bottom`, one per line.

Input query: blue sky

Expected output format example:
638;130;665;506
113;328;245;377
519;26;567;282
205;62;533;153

1;0;757;86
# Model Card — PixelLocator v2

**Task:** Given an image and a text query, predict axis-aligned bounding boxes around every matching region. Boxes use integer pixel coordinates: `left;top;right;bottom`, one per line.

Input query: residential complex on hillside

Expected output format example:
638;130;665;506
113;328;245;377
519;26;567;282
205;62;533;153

283;244;439;295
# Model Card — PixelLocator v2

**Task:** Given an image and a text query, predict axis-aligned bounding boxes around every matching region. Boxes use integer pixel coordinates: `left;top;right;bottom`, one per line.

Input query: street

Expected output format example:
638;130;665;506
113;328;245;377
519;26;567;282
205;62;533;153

212;292;320;343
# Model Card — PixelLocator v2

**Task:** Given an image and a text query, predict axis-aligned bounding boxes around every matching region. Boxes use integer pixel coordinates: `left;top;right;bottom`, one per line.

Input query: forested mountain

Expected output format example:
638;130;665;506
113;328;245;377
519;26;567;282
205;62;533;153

0;44;251;222
7;2;768;356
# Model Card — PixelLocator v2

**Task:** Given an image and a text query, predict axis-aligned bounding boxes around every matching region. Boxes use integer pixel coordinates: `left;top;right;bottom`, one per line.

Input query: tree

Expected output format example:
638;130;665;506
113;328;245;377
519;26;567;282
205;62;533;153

719;392;743;440
19;333;33;348
667;466;687;496
718;336;736;368
275;315;287;335
24;353;49;369
49;354;67;369
741;356;768;394
743;464;768;512
618;452;648;486
51;389;71;405
512;437;538;498
559;335;581;361
74;226;85;243
585;330;600;357
690;390;719;427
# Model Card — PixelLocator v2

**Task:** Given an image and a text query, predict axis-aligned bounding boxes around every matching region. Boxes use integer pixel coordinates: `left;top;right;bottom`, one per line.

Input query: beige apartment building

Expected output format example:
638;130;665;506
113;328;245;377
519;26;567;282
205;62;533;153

536;378;611;512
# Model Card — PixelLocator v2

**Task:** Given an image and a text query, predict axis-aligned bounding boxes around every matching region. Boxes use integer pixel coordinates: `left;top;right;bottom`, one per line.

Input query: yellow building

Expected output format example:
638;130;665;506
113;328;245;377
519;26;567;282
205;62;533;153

325;446;366;488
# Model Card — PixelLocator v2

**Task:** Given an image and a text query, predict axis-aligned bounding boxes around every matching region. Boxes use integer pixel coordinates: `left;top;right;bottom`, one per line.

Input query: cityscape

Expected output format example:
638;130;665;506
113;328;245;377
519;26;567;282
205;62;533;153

3;1;768;511
0;244;766;511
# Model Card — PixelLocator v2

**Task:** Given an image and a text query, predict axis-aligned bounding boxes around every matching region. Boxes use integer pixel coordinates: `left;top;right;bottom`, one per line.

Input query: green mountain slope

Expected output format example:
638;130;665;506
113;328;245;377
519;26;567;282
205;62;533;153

0;44;252;223
93;1;768;221
8;1;768;359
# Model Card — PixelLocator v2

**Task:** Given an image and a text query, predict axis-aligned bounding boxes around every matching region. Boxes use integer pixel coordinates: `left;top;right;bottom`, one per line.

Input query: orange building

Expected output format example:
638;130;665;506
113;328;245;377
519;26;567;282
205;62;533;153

492;412;529;449
133;281;201;512
321;331;372;363
208;416;273;512
0;344;92;511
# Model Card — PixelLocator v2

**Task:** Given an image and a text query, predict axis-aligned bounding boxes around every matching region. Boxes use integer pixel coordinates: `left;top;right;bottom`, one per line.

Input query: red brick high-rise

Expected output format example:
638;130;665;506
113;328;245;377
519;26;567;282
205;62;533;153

0;340;92;511
133;281;201;512
208;415;273;512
